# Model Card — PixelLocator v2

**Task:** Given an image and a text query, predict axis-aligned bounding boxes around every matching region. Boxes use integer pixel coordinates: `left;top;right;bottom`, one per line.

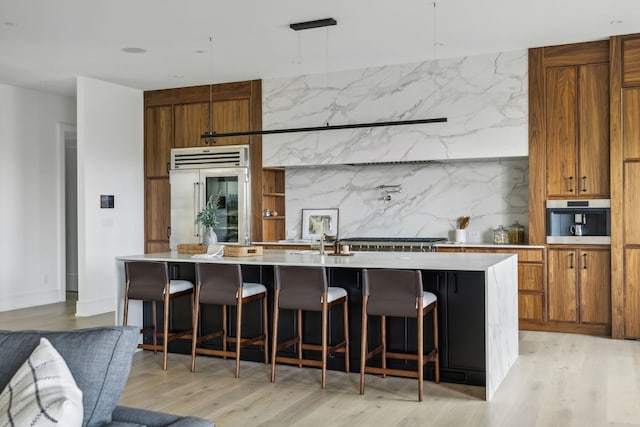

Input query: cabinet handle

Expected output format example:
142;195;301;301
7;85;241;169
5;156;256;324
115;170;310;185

166;162;170;174
582;176;587;192
194;182;200;237
569;253;574;269
453;273;458;293
167;226;171;239
582;253;587;269
568;176;574;192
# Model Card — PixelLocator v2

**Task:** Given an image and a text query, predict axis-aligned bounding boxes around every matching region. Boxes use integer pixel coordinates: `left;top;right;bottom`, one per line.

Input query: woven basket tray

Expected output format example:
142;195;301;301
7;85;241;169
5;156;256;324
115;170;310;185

224;245;264;257
177;243;208;254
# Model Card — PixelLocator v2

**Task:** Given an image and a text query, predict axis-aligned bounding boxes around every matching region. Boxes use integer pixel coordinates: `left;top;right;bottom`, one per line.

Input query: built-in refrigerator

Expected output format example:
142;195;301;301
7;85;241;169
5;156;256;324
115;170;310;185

169;145;250;248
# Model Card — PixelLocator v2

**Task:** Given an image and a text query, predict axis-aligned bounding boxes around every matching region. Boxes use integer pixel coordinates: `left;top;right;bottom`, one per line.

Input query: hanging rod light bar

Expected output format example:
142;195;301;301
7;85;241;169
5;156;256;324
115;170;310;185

200;117;447;139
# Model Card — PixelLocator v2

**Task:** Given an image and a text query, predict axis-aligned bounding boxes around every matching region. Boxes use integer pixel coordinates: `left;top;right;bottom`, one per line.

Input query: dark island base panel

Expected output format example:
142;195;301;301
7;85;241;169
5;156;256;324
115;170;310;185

143;263;487;388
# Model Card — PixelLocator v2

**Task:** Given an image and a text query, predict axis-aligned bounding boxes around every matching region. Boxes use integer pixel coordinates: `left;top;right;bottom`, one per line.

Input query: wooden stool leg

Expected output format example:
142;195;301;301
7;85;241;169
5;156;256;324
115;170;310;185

235;298;242;378
321;300;328;389
381;315;386;378
271;290;280;383
417;303;424;402
297;309;303;367
222;304;228;360
152;301;157;354
360;295;368;395
262;294;269;364
162;293;170;371
434;303;440;384
191;286;200;372
343;297;350;373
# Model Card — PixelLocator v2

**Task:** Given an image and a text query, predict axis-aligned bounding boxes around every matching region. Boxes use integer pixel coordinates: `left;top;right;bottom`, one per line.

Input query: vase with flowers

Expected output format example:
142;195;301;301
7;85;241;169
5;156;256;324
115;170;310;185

196;195;220;247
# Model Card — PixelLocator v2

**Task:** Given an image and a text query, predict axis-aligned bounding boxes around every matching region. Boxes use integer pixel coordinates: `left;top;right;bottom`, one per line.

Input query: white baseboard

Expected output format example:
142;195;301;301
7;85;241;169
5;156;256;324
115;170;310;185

75;297;114;317
0;289;62;312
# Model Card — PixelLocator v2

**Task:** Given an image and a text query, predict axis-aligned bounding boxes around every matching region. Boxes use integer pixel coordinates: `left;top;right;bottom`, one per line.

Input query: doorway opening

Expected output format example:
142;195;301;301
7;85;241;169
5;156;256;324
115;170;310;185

62;124;78;302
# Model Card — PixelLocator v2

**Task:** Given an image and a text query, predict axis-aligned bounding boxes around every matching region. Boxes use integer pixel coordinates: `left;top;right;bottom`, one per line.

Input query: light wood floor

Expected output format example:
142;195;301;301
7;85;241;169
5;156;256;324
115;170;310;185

2;300;640;426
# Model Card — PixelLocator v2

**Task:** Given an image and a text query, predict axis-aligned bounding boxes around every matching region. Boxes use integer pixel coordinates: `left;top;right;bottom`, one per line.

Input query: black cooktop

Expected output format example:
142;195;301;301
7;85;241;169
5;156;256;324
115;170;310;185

340;237;447;243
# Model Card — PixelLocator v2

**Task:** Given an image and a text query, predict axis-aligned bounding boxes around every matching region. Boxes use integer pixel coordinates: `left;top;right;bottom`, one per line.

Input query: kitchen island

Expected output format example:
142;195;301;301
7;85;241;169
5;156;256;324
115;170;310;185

115;250;518;400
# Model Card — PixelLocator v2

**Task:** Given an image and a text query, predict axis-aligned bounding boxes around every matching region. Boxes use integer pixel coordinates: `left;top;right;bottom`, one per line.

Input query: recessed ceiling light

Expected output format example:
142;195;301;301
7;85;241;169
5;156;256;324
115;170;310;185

173;74;185;78
196;49;206;54
610;20;623;25
3;21;17;27
122;47;147;54
434;42;444;47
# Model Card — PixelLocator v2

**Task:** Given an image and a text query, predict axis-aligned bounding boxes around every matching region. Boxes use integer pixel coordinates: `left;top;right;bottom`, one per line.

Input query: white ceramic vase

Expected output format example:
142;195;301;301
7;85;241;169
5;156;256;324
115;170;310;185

202;227;218;247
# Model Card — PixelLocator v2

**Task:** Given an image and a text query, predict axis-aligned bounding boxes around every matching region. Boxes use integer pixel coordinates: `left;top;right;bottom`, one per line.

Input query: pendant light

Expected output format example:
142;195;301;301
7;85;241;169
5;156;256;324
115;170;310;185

200;18;447;141
204;35;215;145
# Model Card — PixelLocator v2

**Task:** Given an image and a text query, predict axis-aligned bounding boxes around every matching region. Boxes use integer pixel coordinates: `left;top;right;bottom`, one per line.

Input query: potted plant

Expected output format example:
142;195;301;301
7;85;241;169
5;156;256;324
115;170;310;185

196;195;220;246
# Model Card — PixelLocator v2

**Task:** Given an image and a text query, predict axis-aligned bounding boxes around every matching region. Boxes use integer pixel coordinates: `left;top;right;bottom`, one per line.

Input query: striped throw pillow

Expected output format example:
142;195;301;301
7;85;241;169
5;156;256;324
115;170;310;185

0;337;83;427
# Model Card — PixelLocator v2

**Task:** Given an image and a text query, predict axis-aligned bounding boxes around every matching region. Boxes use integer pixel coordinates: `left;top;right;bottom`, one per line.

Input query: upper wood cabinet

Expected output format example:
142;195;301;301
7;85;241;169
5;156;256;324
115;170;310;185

211;99;250;146
174;102;209;148
546;62;609;197
145;105;173;178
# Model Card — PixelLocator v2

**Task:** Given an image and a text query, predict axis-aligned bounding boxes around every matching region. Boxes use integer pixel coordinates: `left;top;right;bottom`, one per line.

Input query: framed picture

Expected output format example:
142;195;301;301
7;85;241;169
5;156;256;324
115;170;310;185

302;208;339;240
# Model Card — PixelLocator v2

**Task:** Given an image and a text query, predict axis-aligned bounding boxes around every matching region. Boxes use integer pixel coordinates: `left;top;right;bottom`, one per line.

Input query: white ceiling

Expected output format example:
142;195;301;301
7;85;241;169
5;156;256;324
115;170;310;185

1;0;639;97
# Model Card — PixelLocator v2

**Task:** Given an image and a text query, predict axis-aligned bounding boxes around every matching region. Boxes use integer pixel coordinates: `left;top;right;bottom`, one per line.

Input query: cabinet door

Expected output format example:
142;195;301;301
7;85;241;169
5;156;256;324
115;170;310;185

624;163;640;245
547;249;578;322
578;249;610;324
145;106;172;178
623;88;640;160
211;99;250;146
518;293;544;321
446;271;485;371
624;249;640;338
145;178;170;250
174;102;210;148
578;63;609;196
546;67;578;197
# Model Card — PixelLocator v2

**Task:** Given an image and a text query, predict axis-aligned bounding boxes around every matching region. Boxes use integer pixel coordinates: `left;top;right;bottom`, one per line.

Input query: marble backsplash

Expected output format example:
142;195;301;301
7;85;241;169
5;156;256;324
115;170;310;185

284;158;529;242
263;50;528;167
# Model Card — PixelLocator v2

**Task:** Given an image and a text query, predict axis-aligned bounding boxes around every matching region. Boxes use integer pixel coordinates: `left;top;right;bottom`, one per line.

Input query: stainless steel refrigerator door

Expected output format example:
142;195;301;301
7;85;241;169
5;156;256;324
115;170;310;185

169;169;201;250
199;167;250;245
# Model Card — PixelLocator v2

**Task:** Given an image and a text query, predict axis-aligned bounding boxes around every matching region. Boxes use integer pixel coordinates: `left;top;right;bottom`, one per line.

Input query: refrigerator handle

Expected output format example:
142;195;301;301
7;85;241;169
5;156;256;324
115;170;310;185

194;182;200;237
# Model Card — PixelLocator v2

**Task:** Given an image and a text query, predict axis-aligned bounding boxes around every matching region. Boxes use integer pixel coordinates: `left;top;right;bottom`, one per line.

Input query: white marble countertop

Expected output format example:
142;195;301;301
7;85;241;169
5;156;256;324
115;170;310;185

436;242;545;249
117;250;515;271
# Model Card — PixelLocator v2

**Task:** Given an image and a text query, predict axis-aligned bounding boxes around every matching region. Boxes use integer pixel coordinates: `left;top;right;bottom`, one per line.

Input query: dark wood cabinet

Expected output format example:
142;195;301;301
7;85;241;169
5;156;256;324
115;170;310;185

546;63;609;198
144;105;172;178
143;80;264;251
547;247;610;328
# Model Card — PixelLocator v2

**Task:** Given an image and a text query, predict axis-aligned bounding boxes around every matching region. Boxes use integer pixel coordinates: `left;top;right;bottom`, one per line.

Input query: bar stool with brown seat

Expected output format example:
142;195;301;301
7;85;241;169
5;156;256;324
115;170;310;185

123;261;194;370
271;265;349;389
191;263;269;377
360;268;439;401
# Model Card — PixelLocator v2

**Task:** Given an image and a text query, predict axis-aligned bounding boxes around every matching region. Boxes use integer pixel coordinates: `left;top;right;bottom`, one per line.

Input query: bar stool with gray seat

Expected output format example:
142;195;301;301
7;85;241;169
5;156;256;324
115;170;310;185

360;268;439;401
191;263;269;377
271;265;349;389
123;261;194;370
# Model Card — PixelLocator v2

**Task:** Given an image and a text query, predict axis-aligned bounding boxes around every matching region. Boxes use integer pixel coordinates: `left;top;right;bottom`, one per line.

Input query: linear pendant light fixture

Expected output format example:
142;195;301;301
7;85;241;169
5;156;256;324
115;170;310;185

200;17;447;141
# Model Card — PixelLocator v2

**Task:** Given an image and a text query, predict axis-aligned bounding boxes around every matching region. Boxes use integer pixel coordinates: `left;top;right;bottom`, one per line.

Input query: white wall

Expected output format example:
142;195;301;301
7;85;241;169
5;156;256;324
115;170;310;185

76;77;143;316
0;84;76;311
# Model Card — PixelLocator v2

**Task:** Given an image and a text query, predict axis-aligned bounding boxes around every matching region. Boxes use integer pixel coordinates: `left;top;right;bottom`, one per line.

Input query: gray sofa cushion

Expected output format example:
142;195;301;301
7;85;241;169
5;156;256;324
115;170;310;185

0;326;139;427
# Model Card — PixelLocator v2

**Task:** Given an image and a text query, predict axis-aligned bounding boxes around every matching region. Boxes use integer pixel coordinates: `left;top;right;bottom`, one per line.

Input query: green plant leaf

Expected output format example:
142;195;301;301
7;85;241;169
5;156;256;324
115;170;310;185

196;195;220;227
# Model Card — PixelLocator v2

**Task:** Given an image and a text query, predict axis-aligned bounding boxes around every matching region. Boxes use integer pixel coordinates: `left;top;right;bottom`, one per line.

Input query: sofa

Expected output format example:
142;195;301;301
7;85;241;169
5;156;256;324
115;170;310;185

0;326;214;427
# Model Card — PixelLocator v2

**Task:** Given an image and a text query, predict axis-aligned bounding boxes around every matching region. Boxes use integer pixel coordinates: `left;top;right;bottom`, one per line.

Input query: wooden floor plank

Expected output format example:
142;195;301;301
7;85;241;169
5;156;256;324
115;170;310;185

2;299;640;426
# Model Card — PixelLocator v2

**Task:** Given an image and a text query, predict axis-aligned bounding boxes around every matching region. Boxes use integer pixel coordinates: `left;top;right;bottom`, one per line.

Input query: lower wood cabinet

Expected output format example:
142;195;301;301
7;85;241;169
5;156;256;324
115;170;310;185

439;246;545;324
547;247;610;329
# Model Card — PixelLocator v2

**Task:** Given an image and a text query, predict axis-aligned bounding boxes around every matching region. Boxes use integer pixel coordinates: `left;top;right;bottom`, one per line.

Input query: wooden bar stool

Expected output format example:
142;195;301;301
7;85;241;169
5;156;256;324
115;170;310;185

360;268;439;401
191;263;268;377
123;261;194;370
271;265;349;389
